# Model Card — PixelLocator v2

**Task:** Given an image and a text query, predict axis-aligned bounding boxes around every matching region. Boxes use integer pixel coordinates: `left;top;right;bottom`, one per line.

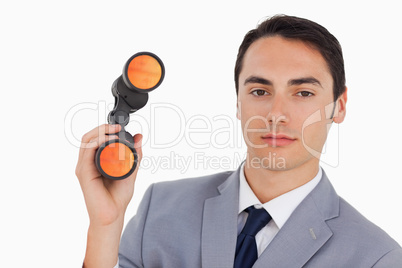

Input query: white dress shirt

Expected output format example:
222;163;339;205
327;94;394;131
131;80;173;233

237;162;322;257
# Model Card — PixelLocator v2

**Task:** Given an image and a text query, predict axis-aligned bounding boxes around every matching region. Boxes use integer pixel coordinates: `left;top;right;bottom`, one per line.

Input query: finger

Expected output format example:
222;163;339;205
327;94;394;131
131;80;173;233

123;134;143;182
133;133;143;149
78;124;121;159
81;124;121;143
76;134;120;183
80;134;119;164
87;134;120;150
133;133;143;160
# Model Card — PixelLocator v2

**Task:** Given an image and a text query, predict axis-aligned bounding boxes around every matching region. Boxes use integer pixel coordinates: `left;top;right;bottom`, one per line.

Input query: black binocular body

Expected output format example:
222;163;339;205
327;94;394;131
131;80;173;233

95;52;165;180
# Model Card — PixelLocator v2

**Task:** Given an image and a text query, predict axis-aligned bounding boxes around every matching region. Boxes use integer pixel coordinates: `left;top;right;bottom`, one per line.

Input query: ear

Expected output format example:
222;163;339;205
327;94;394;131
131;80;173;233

333;87;348;124
236;101;241;120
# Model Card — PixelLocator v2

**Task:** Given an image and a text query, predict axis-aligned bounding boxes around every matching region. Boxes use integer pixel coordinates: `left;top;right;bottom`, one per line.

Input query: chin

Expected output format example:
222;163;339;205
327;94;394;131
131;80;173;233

245;149;287;170
246;146;318;172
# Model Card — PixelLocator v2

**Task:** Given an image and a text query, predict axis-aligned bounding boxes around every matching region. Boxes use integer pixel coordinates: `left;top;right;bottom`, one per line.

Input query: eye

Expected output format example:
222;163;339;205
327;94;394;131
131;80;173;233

296;91;314;97
251;89;268;96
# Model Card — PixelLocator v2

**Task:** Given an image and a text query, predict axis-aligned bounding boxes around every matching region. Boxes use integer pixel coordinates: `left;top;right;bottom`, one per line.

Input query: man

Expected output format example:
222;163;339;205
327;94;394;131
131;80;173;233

76;15;402;267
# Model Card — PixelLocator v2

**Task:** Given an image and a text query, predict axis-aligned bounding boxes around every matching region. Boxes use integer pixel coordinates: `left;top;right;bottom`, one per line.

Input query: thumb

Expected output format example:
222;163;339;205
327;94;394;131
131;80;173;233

133;133;143;162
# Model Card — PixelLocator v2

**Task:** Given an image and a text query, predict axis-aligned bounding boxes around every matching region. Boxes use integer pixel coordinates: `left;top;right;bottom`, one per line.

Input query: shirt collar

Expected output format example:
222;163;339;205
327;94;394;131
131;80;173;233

238;162;322;229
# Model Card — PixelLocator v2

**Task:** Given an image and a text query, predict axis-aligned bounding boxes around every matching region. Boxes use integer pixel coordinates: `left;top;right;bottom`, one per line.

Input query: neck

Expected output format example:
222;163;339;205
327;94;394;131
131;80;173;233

243;157;319;203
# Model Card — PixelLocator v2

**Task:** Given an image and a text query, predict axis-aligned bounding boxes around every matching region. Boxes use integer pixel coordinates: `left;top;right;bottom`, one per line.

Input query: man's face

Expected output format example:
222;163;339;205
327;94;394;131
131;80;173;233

237;36;346;171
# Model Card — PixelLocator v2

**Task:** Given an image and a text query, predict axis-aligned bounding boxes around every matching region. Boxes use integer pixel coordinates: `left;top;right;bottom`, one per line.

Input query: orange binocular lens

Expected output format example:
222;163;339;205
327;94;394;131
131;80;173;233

125;53;164;91
96;140;137;179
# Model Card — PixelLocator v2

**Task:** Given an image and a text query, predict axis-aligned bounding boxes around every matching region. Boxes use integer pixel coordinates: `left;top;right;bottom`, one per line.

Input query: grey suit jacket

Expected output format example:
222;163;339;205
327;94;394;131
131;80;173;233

119;166;402;267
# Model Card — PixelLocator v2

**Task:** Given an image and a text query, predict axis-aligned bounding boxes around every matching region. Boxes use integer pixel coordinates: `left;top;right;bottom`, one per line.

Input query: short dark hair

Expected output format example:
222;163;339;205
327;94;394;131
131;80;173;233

235;15;346;101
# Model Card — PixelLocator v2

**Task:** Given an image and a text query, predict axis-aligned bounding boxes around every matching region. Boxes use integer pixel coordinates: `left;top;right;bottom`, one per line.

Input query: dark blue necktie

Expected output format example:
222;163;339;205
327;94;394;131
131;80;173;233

234;206;272;268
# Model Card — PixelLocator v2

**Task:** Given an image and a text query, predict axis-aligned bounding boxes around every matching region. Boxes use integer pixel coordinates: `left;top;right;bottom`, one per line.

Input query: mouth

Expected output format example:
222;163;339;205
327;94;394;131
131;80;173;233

261;133;296;147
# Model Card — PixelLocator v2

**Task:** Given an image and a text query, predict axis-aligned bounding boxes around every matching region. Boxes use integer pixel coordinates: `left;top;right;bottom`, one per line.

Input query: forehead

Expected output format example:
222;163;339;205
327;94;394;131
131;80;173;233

240;36;332;86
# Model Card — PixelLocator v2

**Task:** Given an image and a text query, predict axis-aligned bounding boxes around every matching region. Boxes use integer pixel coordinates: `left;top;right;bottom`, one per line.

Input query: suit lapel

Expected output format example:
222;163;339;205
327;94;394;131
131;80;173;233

200;168;340;268
201;168;240;268
254;171;340;268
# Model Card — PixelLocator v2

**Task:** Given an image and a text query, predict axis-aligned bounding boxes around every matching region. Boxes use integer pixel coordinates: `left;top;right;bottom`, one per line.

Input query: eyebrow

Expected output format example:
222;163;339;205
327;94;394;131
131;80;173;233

244;75;323;88
244;76;273;86
288;77;323;88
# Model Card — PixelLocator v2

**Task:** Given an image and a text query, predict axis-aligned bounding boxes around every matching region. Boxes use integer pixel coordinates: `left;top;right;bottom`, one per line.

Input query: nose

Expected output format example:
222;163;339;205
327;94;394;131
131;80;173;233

267;94;289;125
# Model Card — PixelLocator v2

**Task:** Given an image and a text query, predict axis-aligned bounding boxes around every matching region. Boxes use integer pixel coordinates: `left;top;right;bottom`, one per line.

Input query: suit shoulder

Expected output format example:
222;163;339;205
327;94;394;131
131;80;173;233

332;197;400;250
155;170;234;189
150;170;235;202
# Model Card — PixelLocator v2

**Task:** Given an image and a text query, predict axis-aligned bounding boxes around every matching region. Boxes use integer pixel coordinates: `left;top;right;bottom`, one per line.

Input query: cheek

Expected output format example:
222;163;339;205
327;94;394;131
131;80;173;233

300;116;331;151
291;104;328;130
240;104;269;129
239;104;270;146
291;106;333;155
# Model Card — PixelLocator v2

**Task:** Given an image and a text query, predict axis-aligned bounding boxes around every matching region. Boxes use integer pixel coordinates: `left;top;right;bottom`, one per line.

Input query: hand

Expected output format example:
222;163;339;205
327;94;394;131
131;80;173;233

76;124;143;267
76;124;143;226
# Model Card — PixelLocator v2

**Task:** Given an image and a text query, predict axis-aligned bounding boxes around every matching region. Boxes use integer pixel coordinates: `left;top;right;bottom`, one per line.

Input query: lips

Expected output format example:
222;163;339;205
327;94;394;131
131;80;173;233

261;134;296;147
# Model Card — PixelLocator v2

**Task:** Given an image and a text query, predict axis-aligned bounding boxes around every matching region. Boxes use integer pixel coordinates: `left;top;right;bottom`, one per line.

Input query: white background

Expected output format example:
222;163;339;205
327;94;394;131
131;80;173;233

1;0;401;266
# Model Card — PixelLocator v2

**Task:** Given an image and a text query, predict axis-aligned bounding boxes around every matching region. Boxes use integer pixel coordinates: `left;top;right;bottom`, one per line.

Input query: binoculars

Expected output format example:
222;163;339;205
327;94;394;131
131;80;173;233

95;52;165;180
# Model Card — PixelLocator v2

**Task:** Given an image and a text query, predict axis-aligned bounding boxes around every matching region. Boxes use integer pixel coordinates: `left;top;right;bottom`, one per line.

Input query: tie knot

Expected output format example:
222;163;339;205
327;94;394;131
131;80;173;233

241;206;271;236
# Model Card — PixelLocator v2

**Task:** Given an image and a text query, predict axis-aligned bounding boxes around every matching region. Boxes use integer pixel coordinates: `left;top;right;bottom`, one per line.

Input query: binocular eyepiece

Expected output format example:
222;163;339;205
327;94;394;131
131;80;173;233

95;52;165;180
